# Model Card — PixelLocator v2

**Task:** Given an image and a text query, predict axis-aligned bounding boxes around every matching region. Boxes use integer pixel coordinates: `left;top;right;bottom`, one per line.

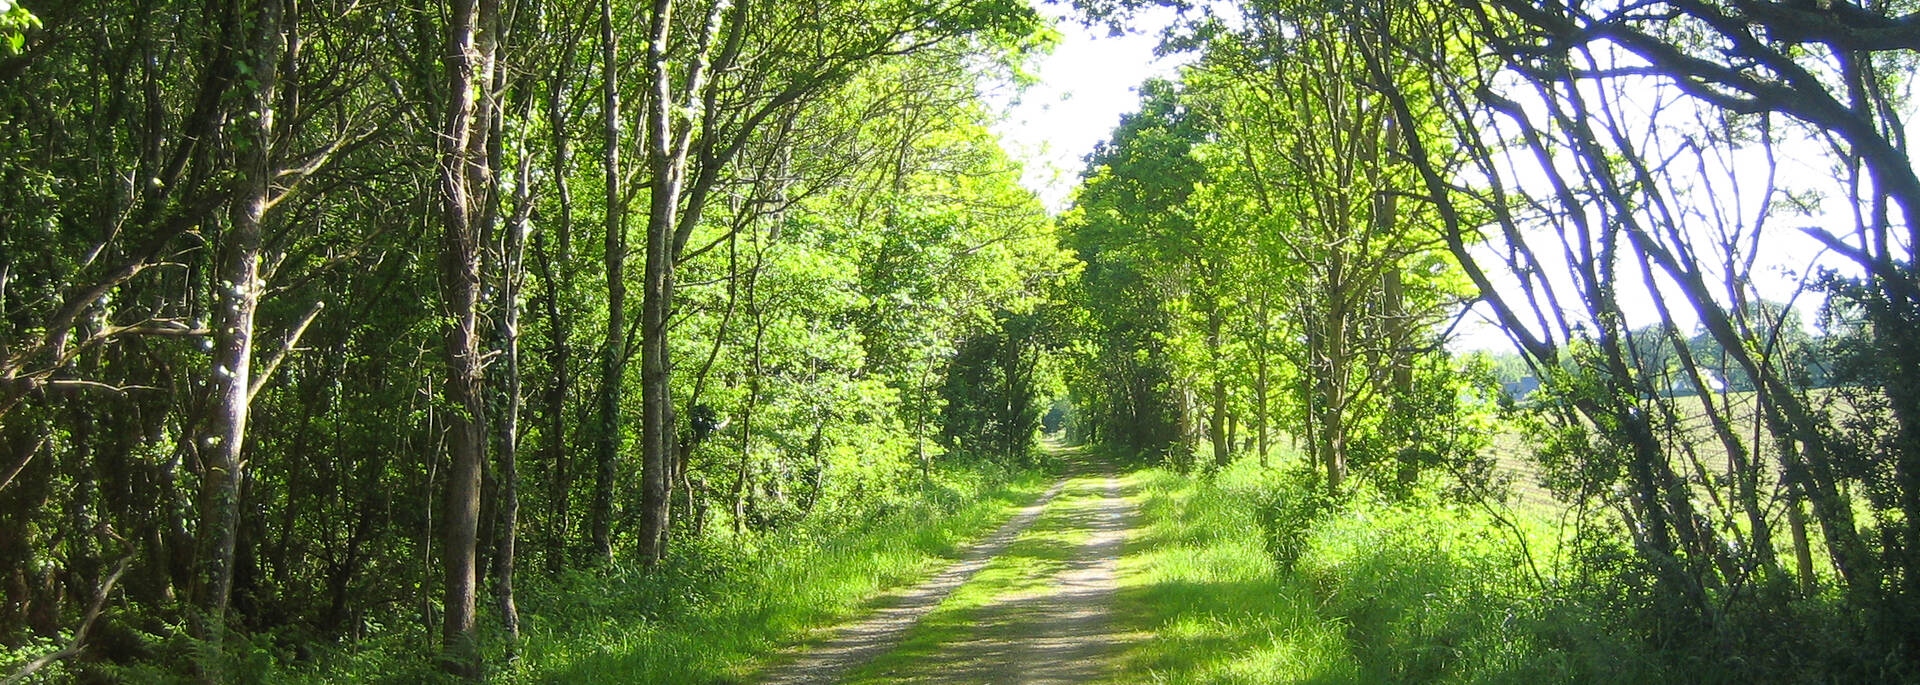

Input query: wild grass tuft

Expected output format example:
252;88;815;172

1112;463;1356;684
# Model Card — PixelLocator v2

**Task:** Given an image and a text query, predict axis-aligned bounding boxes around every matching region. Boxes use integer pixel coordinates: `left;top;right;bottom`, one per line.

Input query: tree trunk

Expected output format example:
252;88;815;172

1301;329;1321;483
1384;265;1416;485
732;239;766;535
590;0;626;566
539;42;577;574
1208;307;1229;467
1254;293;1270;468
1226;410;1238;458
490;99;534;651
1320;272;1350;493
197;0;281;646
1367;115;1415;485
636;0;740;561
917;351;935;482
436;0;497;674
637;0;680;563
1787;480;1816;593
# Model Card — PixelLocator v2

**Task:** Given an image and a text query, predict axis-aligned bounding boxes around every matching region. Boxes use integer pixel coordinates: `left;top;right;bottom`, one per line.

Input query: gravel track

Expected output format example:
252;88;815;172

755;455;1135;685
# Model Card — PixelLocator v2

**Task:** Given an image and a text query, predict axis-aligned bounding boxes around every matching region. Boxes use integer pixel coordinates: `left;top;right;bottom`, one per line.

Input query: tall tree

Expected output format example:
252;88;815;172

1193;4;1453;491
0;0;1070;677
197;0;284;641
435;0;499;672
590;0;626;565
1066;79;1206;463
1356;0;1920;641
630;0;1040;562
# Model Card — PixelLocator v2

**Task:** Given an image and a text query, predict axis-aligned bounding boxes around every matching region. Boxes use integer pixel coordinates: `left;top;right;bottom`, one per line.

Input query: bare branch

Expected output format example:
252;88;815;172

248;300;326;403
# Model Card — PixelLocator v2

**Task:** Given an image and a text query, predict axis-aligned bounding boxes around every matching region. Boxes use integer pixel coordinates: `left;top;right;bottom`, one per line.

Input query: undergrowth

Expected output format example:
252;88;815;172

235;462;1051;684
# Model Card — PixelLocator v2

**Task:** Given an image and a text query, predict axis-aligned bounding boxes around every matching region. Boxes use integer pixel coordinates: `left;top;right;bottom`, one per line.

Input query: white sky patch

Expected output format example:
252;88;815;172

988;3;1193;213
1444;47;1881;353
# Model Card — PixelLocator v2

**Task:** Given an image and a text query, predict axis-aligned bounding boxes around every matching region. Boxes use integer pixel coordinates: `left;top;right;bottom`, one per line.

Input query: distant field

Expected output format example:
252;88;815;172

1257;386;1866;524
1485;430;1564;517
1490;390;1785;511
1482;386;1873;558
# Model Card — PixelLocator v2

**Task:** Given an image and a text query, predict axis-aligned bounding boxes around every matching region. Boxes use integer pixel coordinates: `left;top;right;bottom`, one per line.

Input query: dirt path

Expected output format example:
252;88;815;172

755;452;1135;685
753;479;1070;685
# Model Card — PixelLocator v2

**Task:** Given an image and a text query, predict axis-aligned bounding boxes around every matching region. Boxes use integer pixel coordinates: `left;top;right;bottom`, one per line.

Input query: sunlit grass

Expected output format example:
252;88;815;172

516;472;1051;684
1110;465;1358;684
1110;457;1662;684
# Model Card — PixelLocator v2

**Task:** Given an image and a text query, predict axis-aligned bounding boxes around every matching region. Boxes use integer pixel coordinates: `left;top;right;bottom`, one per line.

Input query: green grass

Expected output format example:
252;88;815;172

1111;464;1358;684
1110;457;1662;684
519;471;1050;683
266;465;1052;684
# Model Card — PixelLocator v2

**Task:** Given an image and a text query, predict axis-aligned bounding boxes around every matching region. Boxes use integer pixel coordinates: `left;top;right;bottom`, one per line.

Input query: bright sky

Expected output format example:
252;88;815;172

1444;57;1875;352
989;3;1192;213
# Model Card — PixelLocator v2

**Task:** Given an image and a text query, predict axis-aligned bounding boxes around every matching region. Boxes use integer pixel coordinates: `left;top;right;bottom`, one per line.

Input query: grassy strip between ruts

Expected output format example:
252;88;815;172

1109;457;1662;685
267;465;1051;684
837;474;1106;683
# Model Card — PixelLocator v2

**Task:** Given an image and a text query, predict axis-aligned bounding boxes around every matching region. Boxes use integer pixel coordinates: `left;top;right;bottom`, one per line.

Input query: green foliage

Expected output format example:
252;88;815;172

1063;5;1476;485
0;0;36;53
939;309;1053;465
1252;473;1330;572
1061;78;1209;463
0;0;1074;677
13;0;1920;677
1348;353;1502;495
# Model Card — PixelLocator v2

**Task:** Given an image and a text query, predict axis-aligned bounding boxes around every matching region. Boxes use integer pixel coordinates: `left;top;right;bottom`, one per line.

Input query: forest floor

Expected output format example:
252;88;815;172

750;445;1138;684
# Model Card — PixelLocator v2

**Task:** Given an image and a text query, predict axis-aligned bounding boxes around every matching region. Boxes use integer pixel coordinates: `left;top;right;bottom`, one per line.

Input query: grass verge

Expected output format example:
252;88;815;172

1111;465;1356;684
1110;458;1660;684
269;465;1051;684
